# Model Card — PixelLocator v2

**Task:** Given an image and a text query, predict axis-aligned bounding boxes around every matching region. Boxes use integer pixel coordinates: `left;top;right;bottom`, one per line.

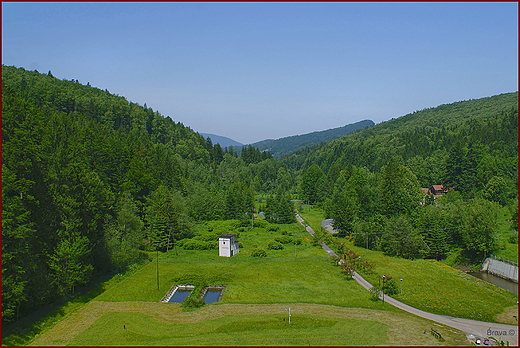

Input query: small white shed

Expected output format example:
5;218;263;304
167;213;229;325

219;233;239;257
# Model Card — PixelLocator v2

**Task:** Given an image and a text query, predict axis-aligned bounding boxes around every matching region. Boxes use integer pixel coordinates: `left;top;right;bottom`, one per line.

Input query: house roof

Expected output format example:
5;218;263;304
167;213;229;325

219;233;235;238
431;185;444;191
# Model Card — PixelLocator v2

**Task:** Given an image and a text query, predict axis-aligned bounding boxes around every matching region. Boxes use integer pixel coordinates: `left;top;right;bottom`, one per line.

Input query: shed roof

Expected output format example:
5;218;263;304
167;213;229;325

219;233;235;238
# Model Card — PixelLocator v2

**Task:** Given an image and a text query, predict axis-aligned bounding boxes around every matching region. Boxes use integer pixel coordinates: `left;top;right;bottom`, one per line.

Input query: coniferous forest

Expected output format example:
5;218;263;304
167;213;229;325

2;65;518;326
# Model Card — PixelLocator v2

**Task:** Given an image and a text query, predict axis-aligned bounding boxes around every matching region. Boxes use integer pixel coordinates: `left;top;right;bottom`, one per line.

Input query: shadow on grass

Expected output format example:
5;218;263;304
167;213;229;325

2;257;151;346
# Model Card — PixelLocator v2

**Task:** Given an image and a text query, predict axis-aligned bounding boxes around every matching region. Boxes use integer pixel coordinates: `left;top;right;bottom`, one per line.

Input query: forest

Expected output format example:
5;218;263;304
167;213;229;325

2;64;518;326
296;92;518;262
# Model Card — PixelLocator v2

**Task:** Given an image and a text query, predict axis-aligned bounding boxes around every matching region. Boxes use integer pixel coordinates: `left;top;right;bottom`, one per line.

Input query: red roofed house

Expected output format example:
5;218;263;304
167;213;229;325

421;185;452;205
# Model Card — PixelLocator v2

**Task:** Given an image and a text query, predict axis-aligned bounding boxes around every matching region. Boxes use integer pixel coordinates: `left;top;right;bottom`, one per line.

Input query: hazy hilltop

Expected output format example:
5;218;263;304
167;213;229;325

200;133;244;149
252;119;375;159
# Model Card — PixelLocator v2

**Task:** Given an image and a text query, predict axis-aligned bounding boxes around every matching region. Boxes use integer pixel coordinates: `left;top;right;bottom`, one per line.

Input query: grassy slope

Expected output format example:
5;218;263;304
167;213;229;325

297;207;518;324
95;253;389;311
493;207;518;263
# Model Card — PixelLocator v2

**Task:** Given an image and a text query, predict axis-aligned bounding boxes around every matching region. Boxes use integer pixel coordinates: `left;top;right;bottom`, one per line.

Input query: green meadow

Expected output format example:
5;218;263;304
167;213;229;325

3;216;516;346
297;207;518;323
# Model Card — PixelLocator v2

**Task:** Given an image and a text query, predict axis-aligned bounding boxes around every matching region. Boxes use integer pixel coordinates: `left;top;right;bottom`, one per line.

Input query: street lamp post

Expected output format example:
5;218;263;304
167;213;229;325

400;278;403;295
285;308;291;324
365;231;368;256
382;275;386;304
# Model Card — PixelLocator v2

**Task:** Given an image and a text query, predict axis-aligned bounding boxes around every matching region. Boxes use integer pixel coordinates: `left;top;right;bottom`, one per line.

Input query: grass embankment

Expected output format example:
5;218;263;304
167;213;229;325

493;207;518;263
1;261;148;346
33;302;465;346
297;206;518;324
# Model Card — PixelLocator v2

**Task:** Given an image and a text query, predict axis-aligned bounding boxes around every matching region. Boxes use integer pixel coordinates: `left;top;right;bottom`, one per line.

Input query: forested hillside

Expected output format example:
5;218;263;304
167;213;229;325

294;92;518;264
1;65;294;325
253;119;374;159
283;92;518;176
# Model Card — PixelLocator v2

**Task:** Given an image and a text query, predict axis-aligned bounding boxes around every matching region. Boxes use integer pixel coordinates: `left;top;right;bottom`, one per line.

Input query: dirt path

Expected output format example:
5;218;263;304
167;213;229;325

295;212;519;346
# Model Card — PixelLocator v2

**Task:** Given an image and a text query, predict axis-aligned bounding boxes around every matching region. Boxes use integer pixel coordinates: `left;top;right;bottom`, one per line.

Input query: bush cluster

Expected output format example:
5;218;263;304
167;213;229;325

274;236;293;244
251;248;267;257
181;240;218;250
197;234;219;242
267;240;284;250
266;224;280;232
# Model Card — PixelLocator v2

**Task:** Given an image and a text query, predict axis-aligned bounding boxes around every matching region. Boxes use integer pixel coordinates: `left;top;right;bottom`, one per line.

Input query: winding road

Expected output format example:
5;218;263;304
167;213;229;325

295;213;518;346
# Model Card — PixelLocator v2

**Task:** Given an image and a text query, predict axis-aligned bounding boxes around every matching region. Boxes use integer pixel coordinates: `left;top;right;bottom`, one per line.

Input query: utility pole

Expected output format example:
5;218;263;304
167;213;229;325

294;233;297;258
166;226;172;253
365;231;368;256
156;249;159;291
252;206;254;229
382;275;386;304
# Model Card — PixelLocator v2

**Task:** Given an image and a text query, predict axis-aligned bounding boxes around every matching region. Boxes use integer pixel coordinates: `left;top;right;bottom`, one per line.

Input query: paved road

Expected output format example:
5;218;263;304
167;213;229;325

295;213;519;346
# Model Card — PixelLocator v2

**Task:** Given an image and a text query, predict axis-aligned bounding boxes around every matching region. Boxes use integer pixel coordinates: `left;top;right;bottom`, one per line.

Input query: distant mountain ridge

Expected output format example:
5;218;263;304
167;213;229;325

252;119;375;159
281;91;519;174
200;133;244;149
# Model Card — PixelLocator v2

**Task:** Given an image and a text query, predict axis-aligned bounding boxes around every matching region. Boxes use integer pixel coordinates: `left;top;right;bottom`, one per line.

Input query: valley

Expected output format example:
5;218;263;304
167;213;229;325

2;65;517;346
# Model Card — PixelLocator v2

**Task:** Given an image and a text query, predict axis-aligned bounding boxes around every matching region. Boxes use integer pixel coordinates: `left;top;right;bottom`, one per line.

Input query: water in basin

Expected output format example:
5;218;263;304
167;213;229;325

168;290;192;303
204;289;222;303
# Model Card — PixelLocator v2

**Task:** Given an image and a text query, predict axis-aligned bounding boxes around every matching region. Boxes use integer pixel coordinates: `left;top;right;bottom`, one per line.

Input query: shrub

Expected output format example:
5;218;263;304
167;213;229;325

275;236;293;244
274;235;301;245
254;219;268;228
267;240;284;250
251;248;267;257
508;232;518;244
369;286;381;301
197;234;219;242
382;277;399;295
183;240;218;250
183;296;204;308
206;220;241;233
266;224;280;232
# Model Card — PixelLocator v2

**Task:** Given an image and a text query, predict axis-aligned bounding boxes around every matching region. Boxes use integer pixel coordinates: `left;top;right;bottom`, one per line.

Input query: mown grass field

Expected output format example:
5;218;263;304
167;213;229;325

30;302;468;346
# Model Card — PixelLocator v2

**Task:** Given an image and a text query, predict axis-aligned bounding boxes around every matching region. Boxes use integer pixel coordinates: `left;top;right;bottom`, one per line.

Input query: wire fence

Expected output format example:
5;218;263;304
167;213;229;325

160;255;332;264
489;254;518;267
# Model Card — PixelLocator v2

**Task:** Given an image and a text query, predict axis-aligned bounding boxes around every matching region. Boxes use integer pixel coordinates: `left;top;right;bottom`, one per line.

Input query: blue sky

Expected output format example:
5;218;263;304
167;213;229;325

2;2;518;144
